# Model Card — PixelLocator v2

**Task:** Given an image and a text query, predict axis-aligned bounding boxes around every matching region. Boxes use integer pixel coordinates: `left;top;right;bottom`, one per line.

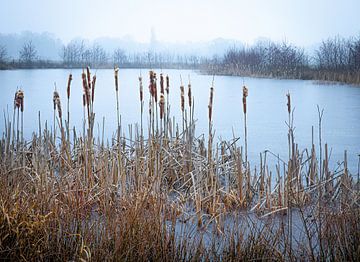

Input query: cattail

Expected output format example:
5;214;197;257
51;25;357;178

57;98;62;119
208;86;214;122
242;86;248;114
160;73;164;94
139;76;143;102
159;94;165;119
153;73;158;103
286;92;291;114
14;92;19;110
188;82;192;108
53;91;62;118
14;90;24;112
18;90;24;112
86;66;92;90
243;85;249;164
82;71;89;106
53;91;60;110
92;75;96;103
180;85;185;112
67;73;72;99
149;71;155;98
82;94;86;107
149;99;152;116
166;75;170;94
114;67;119;91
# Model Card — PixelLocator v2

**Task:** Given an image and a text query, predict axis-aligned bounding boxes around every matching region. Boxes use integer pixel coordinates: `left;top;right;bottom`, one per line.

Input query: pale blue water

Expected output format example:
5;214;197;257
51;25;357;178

0;69;359;173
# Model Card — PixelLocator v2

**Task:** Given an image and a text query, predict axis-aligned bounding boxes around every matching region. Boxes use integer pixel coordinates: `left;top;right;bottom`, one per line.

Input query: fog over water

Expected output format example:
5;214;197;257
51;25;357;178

1;0;359;45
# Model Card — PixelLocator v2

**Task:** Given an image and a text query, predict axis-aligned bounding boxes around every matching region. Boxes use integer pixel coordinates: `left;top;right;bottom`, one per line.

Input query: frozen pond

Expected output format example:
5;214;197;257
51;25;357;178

0;68;359;173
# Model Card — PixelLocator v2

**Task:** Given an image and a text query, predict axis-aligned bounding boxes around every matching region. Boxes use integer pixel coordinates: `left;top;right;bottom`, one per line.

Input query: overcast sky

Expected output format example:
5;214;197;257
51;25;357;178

1;0;359;45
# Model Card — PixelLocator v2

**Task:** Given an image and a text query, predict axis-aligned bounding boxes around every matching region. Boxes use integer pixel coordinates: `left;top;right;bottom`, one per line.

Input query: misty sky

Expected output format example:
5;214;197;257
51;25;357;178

1;0;359;45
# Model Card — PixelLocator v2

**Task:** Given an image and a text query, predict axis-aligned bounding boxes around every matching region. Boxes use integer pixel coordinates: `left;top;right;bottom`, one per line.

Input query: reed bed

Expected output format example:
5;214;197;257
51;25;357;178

0;69;359;261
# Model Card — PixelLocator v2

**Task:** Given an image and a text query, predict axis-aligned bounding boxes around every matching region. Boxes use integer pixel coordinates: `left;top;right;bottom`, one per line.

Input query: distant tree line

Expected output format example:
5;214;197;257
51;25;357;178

61;40;202;68
205;35;360;84
0;39;203;69
204;40;307;78
1;35;360;84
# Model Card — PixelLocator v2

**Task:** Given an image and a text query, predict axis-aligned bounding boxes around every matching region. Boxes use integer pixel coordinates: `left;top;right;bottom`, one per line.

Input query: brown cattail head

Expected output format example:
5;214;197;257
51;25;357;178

166;75;169;94
160;73;164;94
14;92;18;110
18;90;24;112
82;71;89;106
14;90;23;111
82;94;86;107
92;75;96;103
159;94;165;119
86;66;91;90
149;99;152;116
188;83;192;108
15;90;24;112
180;85;185;112
149;71;155;98
286;92;291;114
67;73;72;99
208;86;214;122
53;91;62;118
114;67;119;91
57;98;62;119
53;90;60;110
138;76;143;102
242;86;248;114
153;73;158;103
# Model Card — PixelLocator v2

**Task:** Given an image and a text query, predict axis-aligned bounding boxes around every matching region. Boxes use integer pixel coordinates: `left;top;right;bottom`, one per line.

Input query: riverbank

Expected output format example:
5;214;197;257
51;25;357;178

2;62;360;86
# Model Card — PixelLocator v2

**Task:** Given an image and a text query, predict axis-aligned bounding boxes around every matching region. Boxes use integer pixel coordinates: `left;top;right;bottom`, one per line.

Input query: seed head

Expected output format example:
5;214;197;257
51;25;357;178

159;94;165;119
82;71;89;106
160;73;164;94
67;73;72;99
14;90;24;112
114;67;119;91
188;83;192;108
166;75;170;94
286;92;291;114
242;86;248;114
53;90;62;118
180;85;185;112
139;76;143;102
208;86;214;122
92;75;96;103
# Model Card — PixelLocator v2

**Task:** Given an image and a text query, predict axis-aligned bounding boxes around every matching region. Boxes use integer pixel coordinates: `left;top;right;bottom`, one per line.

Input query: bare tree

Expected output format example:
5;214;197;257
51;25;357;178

0;45;7;64
90;44;107;66
19;40;37;64
113;48;128;66
61;40;85;66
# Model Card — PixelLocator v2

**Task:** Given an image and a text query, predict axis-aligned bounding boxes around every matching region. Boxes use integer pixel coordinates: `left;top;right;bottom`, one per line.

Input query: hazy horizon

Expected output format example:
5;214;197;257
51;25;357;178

1;0;359;46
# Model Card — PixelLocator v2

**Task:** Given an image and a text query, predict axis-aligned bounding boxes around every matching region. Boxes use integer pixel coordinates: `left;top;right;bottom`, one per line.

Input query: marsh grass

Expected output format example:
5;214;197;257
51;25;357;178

0;69;359;261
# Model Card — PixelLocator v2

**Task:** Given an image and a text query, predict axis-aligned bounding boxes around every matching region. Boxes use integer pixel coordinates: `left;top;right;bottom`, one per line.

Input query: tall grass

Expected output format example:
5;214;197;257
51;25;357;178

0;69;359;261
